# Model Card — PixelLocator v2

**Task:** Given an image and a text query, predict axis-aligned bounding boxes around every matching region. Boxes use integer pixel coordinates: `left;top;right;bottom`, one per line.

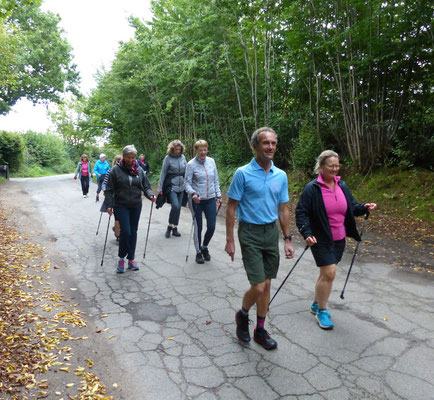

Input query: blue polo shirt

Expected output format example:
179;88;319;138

227;158;289;224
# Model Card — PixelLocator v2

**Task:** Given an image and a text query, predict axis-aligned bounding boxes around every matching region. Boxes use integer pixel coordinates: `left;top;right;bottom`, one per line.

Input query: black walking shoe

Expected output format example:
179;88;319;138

201;246;211;261
254;327;277;350
195;252;205;264
172;227;181;237
165;226;172;238
235;310;251;343
95;195;99;202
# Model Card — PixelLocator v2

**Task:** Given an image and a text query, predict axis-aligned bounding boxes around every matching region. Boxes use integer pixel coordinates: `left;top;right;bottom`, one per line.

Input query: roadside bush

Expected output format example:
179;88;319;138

23;131;74;173
0;130;25;172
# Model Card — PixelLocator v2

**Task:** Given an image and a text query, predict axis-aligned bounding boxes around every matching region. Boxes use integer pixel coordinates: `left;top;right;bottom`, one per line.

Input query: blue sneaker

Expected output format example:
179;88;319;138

128;260;139;271
310;301;319;315
316;309;334;329
116;259;125;274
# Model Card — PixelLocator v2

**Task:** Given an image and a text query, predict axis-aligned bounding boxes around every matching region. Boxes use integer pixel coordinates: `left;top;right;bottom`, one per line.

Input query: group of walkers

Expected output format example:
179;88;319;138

74;127;376;350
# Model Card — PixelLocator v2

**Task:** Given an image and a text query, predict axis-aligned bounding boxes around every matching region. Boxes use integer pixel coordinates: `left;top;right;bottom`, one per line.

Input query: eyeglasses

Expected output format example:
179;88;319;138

324;164;340;169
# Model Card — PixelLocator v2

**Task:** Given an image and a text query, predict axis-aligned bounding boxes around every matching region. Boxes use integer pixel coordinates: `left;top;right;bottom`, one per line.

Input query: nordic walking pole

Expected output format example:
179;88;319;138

340;211;370;300
186;199;197;262
268;245;309;309
100;214;112;266
143;201;154;260
95;212;103;235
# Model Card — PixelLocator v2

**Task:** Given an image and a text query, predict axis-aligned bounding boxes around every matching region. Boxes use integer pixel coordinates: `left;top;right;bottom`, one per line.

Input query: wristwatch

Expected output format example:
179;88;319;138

283;235;292;241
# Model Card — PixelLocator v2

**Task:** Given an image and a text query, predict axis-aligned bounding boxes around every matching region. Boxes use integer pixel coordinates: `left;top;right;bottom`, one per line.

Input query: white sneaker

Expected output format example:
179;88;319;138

83;195;86;198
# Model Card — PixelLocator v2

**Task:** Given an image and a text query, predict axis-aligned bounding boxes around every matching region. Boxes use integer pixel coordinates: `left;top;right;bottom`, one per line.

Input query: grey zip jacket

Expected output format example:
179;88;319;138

184;156;221;200
158;154;187;193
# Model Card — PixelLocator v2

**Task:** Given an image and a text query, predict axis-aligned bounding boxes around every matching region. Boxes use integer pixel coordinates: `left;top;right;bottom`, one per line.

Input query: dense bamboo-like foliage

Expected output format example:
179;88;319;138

84;0;433;171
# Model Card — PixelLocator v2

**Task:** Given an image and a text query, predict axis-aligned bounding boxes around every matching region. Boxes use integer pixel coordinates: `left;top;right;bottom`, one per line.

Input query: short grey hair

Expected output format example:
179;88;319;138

314;150;339;174
250;127;277;146
99;153;106;159
122;145;137;156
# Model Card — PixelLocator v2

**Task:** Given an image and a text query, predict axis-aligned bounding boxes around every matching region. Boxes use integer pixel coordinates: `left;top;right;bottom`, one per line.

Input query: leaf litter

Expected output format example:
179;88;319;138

0;206;114;399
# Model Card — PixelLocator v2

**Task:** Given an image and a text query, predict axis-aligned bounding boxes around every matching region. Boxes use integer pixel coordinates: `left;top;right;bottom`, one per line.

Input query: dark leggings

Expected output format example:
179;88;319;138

168;191;183;225
114;205;142;261
80;175;89;195
97;174;106;194
193;198;216;249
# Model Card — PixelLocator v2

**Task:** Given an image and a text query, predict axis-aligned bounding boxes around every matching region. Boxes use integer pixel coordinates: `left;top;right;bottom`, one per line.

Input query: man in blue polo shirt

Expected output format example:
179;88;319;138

225;127;295;350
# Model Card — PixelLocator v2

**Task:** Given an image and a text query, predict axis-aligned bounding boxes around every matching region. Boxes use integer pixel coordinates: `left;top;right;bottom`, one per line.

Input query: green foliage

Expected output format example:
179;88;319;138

345;167;434;222
0;1;79;115
23;131;74;173
291;122;323;172
0;131;25;172
79;0;432;176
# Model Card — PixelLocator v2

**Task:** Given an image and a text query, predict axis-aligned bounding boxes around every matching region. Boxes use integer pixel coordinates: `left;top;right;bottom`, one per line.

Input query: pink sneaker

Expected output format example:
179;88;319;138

117;259;125;273
128;260;139;271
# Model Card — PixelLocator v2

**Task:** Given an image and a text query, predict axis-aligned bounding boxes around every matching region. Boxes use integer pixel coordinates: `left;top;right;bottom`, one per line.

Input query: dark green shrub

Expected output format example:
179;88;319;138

0;130;25;172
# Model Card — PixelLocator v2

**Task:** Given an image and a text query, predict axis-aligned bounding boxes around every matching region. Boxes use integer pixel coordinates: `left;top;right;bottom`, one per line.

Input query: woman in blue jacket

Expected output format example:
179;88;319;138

93;153;110;202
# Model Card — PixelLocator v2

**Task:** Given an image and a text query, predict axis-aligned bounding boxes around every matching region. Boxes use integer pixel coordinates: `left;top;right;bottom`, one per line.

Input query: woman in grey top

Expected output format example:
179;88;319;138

158;140;187;238
184;139;222;264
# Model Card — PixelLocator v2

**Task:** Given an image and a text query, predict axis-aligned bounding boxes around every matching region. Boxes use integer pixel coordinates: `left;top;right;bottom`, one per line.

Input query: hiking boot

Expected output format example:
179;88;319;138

172;227;181;237
201;246;211;261
165;226;172;238
254;327;277;350
235;310;251;343
195;252;205;264
316;309;334;329
117;259;125;274
128;260;139;271
310;301;319;315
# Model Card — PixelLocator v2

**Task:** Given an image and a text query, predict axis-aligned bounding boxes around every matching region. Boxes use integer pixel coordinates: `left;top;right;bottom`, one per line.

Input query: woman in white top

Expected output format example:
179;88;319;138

184;140;222;264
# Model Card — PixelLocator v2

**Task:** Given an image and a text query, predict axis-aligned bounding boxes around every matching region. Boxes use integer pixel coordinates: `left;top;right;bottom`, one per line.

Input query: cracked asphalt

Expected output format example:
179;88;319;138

3;174;434;400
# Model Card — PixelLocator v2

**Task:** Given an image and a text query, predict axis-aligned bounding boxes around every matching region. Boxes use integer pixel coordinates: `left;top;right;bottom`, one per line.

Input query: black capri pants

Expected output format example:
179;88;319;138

311;238;346;267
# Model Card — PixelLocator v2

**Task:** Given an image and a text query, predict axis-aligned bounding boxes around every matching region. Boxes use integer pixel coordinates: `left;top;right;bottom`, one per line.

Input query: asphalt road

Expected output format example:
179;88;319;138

3;175;434;400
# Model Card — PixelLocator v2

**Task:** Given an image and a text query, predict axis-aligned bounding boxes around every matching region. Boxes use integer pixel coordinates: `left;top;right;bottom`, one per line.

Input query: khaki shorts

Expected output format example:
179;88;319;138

238;221;280;285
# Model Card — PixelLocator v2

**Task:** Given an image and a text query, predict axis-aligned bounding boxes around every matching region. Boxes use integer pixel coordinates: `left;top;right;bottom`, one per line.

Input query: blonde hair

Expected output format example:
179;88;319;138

314;150;339;174
112;154;122;167
167;140;185;155
194;139;208;151
80;154;88;162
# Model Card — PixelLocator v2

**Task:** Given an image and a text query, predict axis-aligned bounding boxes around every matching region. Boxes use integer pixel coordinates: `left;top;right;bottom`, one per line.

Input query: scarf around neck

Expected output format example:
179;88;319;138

120;159;140;176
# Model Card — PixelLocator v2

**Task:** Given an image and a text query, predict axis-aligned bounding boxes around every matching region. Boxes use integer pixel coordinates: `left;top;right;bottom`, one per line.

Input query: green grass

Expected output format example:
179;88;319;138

342;167;433;222
12;165;75;178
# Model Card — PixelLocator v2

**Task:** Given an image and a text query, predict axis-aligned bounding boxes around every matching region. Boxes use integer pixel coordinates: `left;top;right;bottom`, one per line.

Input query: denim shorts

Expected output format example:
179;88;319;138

238;221;279;284
310;239;346;267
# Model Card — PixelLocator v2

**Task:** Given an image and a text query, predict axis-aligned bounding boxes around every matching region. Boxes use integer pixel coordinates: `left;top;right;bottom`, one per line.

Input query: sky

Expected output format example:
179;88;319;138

0;0;153;133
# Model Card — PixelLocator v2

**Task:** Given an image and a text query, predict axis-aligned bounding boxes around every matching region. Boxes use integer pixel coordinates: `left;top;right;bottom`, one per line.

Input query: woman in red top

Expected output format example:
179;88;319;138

74;154;93;198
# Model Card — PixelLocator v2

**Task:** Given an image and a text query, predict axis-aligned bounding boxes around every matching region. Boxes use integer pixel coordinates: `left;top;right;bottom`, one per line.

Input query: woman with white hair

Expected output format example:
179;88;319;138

105;145;156;273
93;153;110;202
296;150;376;330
